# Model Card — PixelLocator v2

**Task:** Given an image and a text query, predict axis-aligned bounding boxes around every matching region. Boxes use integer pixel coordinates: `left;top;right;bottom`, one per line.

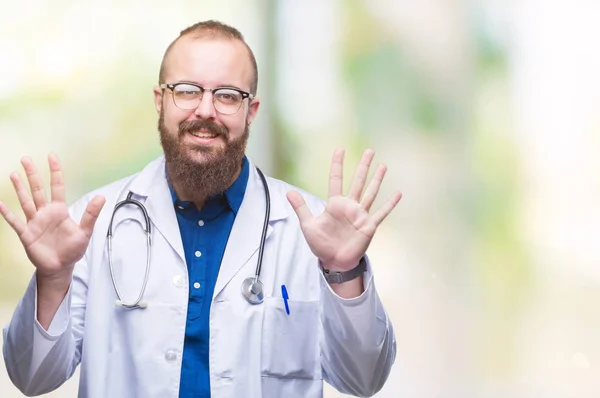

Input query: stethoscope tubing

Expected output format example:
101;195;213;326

107;168;270;309
107;192;152;309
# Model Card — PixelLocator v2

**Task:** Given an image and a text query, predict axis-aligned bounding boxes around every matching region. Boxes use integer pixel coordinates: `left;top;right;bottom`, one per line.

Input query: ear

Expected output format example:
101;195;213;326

153;86;163;115
245;97;260;125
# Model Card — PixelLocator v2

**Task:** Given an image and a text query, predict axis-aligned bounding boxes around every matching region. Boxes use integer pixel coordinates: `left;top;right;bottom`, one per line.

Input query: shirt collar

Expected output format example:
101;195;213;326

223;156;249;214
168;156;249;215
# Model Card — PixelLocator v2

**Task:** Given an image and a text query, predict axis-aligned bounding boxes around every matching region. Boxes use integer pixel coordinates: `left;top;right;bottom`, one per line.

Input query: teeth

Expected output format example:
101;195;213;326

191;132;217;138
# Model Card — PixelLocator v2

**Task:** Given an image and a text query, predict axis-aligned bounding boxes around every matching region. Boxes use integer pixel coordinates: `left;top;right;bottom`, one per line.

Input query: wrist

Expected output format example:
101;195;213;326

35;270;72;331
36;269;73;293
320;257;367;284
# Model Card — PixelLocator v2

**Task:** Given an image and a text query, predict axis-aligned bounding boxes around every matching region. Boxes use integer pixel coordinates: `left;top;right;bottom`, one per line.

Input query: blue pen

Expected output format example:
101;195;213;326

281;285;290;315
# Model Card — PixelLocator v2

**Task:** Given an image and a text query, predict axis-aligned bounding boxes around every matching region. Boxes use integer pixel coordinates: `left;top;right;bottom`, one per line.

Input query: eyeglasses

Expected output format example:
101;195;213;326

160;82;254;115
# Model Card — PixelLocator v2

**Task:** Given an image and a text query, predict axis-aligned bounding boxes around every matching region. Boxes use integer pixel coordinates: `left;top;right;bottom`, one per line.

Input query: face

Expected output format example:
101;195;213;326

153;37;260;197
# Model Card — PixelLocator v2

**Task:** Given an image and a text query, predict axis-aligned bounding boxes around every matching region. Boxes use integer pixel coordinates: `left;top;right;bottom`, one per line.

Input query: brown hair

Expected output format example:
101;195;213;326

158;20;258;95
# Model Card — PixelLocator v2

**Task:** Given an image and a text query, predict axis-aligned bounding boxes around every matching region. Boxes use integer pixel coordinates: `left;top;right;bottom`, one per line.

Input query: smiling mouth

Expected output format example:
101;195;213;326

188;131;219;139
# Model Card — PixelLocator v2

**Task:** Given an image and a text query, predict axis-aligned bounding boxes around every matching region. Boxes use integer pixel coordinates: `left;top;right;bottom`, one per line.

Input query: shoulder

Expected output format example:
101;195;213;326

66;155;165;219
67;174;137;220
264;175;326;215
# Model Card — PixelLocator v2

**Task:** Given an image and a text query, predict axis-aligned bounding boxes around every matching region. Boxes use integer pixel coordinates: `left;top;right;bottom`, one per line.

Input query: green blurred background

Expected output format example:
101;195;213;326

2;0;600;397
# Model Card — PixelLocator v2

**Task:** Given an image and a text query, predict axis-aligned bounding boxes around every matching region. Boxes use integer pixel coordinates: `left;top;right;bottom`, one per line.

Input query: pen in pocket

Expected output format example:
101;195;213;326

281;285;290;315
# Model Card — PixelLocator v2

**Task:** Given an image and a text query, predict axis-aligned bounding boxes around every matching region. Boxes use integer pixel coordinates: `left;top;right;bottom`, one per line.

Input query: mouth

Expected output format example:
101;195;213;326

185;130;224;147
189;129;219;139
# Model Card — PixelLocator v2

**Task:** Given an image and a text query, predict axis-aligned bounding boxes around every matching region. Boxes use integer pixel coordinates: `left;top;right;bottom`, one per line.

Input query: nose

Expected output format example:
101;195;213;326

194;92;216;119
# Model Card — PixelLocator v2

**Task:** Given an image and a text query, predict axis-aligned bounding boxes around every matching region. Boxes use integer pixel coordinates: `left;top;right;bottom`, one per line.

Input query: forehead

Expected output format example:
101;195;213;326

164;37;252;90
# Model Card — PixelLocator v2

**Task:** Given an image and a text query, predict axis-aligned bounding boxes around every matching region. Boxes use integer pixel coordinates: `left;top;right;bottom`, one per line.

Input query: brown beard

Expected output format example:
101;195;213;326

158;112;249;200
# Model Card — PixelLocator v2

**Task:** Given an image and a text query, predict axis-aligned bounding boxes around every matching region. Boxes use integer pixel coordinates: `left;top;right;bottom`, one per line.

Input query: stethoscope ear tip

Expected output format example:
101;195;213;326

138;301;148;309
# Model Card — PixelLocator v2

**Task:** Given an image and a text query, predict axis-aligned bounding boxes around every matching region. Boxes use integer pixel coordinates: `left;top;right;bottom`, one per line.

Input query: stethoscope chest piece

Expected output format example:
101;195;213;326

241;277;264;304
239;167;270;305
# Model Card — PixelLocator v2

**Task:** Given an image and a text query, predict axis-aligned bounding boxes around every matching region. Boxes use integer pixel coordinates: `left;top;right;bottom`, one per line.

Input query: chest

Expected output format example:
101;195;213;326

86;215;325;386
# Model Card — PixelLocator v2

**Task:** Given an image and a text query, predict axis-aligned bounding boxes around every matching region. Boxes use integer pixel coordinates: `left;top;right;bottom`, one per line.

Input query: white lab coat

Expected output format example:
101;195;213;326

2;156;396;398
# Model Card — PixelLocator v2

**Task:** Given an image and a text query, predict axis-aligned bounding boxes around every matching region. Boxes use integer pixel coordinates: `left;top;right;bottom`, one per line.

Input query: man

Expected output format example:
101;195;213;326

1;20;401;397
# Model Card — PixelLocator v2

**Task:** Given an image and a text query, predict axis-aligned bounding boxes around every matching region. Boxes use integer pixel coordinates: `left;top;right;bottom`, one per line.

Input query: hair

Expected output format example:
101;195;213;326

158;20;258;96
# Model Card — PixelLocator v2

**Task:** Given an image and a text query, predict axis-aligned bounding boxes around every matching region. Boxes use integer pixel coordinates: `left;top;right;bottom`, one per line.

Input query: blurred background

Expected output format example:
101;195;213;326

1;0;600;397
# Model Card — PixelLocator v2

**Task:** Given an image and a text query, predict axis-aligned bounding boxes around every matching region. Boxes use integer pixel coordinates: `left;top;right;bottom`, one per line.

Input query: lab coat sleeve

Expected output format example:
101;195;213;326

2;210;89;396
320;257;396;397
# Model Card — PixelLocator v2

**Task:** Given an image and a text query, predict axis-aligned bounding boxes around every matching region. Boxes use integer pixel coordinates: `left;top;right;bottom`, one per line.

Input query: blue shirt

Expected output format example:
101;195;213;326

169;157;249;398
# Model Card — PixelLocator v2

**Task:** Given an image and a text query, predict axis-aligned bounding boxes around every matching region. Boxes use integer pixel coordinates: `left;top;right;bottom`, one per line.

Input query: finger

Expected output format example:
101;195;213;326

328;147;345;198
286;191;314;225
79;195;106;238
48;153;66;203
360;164;387;212
372;191;402;226
0;200;26;236
347;149;375;201
21;157;47;210
10;173;37;221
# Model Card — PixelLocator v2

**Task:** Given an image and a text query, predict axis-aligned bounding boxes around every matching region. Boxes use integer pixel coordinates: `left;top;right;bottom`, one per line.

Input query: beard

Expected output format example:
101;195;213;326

158;112;249;199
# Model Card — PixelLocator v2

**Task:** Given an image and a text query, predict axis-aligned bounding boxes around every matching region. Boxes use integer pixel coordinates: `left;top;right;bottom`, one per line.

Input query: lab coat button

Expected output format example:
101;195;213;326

165;349;178;362
172;275;185;288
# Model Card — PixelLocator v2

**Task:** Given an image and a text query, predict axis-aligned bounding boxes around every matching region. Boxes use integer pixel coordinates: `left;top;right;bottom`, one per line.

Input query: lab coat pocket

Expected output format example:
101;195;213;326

261;298;322;380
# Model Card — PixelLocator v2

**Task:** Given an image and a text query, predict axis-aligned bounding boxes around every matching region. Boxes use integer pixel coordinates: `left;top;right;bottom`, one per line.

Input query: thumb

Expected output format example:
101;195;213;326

80;195;107;238
286;191;313;225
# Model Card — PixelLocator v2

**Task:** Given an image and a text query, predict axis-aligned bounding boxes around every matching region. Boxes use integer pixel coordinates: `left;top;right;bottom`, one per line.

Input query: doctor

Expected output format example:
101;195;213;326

1;20;401;398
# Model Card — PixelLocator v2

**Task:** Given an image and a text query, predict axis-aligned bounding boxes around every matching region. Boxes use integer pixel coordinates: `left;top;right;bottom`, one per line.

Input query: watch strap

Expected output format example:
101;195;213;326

321;256;367;284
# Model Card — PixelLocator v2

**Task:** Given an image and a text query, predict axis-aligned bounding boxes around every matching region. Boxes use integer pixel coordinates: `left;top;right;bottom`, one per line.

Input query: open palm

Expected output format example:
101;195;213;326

287;148;402;272
0;154;105;278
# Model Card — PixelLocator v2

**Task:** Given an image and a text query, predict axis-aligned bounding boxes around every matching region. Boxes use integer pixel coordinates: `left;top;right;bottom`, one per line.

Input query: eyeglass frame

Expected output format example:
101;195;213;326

159;82;254;115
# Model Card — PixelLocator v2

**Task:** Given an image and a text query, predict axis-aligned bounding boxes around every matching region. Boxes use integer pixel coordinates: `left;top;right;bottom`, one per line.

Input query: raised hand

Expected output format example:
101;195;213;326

0;154;106;280
287;148;402;273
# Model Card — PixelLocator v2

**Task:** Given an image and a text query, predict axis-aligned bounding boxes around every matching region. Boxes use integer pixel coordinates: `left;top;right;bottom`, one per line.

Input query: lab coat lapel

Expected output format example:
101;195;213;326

213;165;287;299
126;157;289;291
129;156;185;263
146;178;185;263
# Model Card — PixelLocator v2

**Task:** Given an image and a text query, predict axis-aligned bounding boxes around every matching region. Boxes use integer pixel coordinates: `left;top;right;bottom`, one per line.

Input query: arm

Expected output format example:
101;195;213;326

36;271;72;331
3;259;88;396
287;147;401;396
0;154;104;396
319;258;395;397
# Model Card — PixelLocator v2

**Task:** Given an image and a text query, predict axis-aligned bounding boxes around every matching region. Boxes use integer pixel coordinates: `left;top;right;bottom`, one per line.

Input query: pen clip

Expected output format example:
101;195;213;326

281;285;290;315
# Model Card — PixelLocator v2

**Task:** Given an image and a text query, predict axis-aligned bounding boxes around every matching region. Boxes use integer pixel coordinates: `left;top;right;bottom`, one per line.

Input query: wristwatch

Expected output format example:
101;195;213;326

321;257;367;284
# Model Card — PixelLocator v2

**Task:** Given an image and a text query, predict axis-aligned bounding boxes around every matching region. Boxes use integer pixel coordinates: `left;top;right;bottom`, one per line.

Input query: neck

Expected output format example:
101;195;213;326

171;181;208;210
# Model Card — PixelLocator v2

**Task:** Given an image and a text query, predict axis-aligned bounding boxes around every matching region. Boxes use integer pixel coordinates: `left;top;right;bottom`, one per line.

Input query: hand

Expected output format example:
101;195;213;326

287;148;402;272
0;154;106;280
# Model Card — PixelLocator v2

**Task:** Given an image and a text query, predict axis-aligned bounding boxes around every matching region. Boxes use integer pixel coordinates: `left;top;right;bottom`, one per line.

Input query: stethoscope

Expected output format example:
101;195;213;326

107;168;270;310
